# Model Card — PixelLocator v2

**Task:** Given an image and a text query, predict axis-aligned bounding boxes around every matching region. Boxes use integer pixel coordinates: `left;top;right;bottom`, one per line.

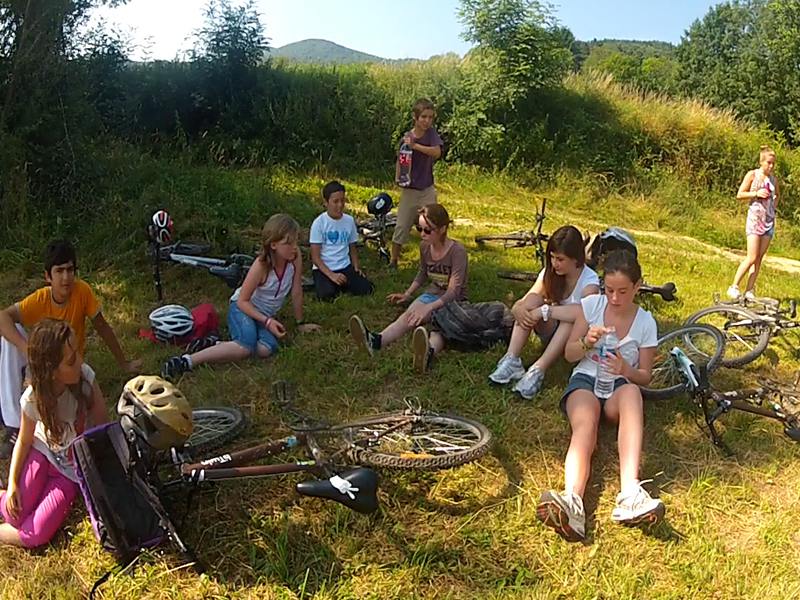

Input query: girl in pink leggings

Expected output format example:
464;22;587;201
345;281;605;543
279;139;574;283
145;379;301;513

0;319;107;548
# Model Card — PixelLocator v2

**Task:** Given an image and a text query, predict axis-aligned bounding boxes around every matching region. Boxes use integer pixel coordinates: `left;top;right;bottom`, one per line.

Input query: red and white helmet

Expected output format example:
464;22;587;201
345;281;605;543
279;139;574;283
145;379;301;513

151;210;174;245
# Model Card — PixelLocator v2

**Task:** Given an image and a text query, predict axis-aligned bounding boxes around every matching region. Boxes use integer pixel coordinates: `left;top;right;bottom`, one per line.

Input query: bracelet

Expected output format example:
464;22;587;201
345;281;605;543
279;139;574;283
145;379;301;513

264;317;272;328
579;336;591;352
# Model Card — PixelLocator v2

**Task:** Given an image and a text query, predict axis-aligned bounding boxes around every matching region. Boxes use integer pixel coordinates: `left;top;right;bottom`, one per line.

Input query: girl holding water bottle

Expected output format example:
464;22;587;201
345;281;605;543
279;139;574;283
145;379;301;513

536;249;664;542
727;145;780;300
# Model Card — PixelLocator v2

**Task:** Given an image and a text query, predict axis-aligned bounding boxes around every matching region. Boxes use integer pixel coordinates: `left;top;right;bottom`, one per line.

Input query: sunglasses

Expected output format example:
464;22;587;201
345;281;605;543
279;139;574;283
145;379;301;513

415;224;435;234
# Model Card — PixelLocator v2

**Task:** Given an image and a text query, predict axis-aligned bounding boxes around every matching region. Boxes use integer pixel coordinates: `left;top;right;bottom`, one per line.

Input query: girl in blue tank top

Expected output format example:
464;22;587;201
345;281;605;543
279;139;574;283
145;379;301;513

161;214;319;380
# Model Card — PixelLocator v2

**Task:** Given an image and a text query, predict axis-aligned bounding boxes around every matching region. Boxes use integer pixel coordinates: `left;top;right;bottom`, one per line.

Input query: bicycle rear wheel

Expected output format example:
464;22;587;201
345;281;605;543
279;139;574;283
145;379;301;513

185;407;246;457
684;305;771;368
475;232;533;248
641;324;725;401
336;412;492;471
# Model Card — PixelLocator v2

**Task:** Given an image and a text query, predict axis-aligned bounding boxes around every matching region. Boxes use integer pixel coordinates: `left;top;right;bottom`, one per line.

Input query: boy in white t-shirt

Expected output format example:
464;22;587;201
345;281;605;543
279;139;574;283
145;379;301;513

309;181;374;300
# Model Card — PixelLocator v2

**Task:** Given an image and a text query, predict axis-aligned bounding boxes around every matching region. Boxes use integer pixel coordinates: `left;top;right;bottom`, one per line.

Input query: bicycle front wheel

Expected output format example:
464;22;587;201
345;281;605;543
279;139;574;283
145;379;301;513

185;407;246;457
337;412;492;471
684;305;771;368
641;324;725;401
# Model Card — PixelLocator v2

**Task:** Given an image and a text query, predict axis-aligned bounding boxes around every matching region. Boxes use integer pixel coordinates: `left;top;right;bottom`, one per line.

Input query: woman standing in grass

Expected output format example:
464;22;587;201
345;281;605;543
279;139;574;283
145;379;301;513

0;319;108;547
537;250;664;542
727;145;780;300
488;225;600;399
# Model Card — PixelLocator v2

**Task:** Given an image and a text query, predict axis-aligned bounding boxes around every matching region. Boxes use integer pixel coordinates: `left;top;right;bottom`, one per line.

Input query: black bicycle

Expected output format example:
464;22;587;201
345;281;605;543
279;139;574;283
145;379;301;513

668;347;800;451
684;295;799;368
494;270;678;302
356;192;397;264
475;198;549;271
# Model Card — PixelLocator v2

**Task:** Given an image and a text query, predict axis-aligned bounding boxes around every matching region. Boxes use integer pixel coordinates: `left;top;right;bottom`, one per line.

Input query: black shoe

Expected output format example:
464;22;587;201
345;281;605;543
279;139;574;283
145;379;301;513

349;315;381;356
162;355;191;381
186;334;220;354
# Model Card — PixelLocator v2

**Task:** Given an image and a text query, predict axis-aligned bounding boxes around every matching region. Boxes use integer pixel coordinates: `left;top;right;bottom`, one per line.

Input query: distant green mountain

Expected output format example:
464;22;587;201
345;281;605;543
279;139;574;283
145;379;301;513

270;39;390;64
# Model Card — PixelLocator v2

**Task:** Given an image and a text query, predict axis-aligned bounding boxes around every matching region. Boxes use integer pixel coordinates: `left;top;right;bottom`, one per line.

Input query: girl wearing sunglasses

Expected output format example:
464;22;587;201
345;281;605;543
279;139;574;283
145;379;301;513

350;204;467;373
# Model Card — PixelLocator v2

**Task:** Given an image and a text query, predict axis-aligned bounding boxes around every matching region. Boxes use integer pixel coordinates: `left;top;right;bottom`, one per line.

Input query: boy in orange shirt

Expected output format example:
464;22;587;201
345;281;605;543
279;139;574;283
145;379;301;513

0;240;140;454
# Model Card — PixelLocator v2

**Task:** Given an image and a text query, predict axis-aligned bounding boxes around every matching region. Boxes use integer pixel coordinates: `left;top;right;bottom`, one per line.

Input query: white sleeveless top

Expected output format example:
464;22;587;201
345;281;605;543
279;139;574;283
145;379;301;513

534;265;600;305
230;262;294;317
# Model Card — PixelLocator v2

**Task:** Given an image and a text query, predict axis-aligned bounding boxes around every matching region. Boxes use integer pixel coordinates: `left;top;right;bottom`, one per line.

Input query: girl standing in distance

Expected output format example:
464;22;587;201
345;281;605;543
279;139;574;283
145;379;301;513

390;98;444;269
727;145;780;300
488;226;600;399
537;250;664;542
162;214;319;380
0;319;108;547
350;204;467;373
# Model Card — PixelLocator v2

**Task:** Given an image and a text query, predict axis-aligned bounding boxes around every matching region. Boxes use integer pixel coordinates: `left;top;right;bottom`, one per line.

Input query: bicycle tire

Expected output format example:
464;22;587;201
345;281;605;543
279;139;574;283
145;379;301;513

684;305;771;368
335;412;491;471
475;232;533;247
641;324;726;401
497;270;537;282
185;407;246;457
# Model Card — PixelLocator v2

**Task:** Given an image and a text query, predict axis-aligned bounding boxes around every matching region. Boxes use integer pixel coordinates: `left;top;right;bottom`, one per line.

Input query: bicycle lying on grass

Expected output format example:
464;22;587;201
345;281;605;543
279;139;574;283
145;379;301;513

147;215;313;300
494;270;678;302
685;295;799;367
667;347;800;451
475;198;549;271
101;381;491;574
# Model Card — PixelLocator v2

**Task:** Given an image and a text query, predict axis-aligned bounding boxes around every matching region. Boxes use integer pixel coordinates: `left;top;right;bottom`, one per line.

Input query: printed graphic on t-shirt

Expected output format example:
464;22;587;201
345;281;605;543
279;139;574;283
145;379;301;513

428;264;451;289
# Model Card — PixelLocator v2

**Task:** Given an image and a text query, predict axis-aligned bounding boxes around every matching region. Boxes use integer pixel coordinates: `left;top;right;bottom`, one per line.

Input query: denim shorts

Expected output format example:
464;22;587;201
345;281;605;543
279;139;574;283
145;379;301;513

559;372;628;414
417;293;440;304
227;302;279;354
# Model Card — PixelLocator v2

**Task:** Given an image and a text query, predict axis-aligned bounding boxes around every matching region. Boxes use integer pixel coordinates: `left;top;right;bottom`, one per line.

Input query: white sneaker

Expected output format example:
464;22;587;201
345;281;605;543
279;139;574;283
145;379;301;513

743;290;756;301
488;354;525;384
513;364;545;400
726;285;741;300
537;490;586;541
611;482;665;526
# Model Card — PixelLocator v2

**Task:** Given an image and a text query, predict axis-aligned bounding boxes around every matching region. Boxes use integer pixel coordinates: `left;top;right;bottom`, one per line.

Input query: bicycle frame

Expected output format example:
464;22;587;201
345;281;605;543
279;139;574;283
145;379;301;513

713;294;800;334
670;348;800;449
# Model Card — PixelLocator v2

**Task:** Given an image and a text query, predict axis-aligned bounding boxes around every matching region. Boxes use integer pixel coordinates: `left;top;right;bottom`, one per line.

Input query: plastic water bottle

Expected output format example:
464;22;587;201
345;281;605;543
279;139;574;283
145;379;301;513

397;138;413;187
594;327;619;399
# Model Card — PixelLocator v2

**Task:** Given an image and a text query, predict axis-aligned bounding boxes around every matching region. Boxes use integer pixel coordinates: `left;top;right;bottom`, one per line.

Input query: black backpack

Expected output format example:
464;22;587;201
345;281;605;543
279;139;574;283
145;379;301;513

73;422;195;596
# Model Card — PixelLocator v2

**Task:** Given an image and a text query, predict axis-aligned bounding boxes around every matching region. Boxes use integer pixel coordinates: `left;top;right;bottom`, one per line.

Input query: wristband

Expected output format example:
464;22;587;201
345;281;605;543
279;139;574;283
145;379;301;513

579;336;591;352
264;317;272;328
541;304;550;322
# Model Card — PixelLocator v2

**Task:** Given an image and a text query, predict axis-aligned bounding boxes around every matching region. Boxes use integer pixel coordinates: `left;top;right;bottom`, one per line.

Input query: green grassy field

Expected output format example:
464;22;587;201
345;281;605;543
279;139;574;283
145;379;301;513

1;170;800;599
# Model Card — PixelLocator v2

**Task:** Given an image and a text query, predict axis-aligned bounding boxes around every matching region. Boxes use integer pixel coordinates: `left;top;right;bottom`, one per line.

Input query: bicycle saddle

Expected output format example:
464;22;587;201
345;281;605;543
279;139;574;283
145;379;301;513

209;263;243;289
296;468;379;514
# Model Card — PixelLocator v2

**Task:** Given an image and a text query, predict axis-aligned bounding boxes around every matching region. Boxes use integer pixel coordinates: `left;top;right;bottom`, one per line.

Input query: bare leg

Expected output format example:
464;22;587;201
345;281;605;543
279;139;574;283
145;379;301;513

732;234;761;288
390;242;402;266
744;234;772;293
0;523;23;546
189;341;250;367
429;331;446;355
563;391;601;497
379;300;430;348
603;384;644;490
255;344;274;359
533;321;573;371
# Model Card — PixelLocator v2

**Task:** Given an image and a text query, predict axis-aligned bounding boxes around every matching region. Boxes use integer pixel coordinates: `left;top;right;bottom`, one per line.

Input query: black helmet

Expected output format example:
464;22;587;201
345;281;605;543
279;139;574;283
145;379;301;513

367;192;393;216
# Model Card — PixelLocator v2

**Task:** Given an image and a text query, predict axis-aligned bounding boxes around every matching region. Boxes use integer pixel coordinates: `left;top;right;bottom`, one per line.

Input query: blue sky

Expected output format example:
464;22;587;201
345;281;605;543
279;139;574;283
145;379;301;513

93;0;721;61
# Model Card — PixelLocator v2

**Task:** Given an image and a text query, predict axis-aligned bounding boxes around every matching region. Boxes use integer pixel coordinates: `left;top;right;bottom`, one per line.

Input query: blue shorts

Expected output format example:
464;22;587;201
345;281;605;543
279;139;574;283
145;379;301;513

559;372;628;414
416;293;439;304
227;302;279;355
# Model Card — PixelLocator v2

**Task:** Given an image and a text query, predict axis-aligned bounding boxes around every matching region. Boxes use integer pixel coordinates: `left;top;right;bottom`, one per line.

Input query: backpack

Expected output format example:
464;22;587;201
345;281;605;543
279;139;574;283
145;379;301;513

584;227;638;270
72;422;170;564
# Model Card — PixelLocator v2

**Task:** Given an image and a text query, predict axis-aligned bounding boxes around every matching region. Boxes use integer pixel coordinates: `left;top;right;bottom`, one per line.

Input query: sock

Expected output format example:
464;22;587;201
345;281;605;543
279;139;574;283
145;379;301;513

182;354;193;369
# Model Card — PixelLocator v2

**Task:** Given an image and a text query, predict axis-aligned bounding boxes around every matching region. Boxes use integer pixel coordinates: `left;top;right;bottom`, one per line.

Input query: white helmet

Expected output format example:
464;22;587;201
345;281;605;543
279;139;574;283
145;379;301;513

149;304;194;342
